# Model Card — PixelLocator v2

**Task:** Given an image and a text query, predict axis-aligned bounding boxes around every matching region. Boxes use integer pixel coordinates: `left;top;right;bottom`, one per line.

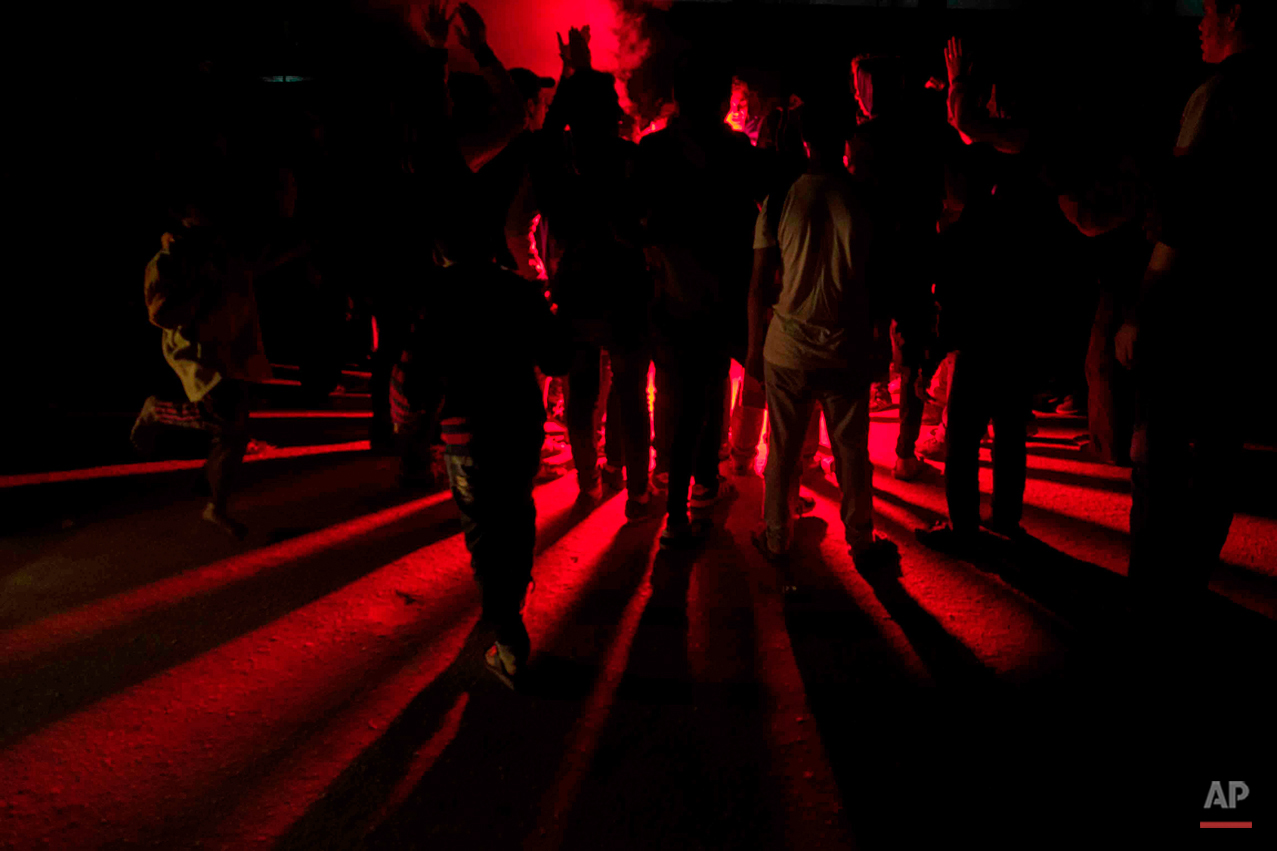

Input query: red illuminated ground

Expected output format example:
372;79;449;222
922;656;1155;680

2;405;1275;847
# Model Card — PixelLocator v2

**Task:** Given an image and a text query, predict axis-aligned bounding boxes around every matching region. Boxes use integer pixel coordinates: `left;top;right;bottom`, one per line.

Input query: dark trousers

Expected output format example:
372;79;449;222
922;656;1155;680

445;431;542;656
944;350;1028;532
655;340;729;522
566;343;652;497
1085;292;1132;465
1129;335;1241;609
896;339;928;460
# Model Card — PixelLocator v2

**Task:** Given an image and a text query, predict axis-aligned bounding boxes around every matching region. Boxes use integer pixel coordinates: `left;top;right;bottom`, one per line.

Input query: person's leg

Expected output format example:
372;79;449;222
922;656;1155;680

653;362;671;483
565;344;602;492
762;363;814;553
694;357;731;490
814;371;874;552
730;370;768;472
1085;293;1121;464
989;370;1029;531
447;436;540;669
896;349;926;461
943;351;991;534
202;380;252;536
661;353;712;526
609;345;653;499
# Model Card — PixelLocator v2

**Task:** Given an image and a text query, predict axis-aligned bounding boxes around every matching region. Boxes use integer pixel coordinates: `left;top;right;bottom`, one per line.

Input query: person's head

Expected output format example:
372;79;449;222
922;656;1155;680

673;57;732;126
799;93;847;169
556;69;624;141
1201;0;1267;63
850;55;904;121
509;67;556;132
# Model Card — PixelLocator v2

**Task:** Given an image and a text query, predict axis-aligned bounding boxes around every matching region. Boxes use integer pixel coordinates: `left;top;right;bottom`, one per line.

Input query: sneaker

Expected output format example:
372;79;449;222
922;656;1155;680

914;521;978;555
690;478;735;517
795;492;816;516
869;383;894;413
625;487;659;521
601;464;625;491
576;477;603;506
850;536;899;570
660;516;708;550
893;456;926;481
751;528;788;562
1054;395;1083;416
982;517;1029;541
916;433;948;462
484;642;523;690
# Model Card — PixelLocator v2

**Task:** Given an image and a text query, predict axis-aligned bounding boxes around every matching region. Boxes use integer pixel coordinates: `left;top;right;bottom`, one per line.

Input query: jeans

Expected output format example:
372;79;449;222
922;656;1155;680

1128;321;1240;609
445;429;542;656
655;340;729;522
763;362;872;551
943;349;1028;532
566;343;652;497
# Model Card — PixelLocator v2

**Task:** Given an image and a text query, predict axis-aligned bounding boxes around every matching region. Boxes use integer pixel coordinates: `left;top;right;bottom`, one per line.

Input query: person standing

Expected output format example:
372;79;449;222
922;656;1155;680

746;92;892;565
1115;0;1272;620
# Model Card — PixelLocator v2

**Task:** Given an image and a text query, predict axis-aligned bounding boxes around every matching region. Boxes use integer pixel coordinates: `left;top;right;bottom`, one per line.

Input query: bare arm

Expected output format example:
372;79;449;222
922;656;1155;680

454;3;525;171
944;38;1028;155
1115;241;1177;368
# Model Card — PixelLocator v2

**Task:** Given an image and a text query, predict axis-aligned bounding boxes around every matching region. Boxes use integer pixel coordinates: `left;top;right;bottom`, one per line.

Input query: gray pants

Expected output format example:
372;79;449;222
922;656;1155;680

763;362;872;552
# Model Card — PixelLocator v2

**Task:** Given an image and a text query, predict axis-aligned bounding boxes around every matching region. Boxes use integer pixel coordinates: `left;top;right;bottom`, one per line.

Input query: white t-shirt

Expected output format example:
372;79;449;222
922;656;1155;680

753;172;873;371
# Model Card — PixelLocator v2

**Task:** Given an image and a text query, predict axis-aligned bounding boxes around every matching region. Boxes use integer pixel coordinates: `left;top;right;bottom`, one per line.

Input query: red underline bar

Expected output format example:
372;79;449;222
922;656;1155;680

1200;822;1252;828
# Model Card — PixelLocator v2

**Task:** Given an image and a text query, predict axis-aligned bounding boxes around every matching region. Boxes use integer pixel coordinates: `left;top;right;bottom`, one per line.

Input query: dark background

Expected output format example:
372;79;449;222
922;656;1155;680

0;1;1207;469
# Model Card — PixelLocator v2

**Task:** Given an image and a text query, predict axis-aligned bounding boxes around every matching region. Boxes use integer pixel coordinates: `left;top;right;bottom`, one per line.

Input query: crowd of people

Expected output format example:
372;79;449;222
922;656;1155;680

132;0;1269;688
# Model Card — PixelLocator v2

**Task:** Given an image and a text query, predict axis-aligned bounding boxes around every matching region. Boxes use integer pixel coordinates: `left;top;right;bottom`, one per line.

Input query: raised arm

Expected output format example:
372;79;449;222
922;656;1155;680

944;38;1029;154
453;3;525;171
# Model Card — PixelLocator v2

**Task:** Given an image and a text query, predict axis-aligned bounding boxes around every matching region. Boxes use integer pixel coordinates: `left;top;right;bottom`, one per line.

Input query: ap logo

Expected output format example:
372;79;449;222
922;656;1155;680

1204;781;1249;810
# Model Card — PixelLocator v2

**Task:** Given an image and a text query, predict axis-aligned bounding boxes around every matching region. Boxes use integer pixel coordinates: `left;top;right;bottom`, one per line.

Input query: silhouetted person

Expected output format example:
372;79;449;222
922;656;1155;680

399;201;571;688
639;59;763;547
133;157;279;539
1115;0;1273;621
917;38;1053;551
847;54;948;482
532;59;654;518
747;92;891;565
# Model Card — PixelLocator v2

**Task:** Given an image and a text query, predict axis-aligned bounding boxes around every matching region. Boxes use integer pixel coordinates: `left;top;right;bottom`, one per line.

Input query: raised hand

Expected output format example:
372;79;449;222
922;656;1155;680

944;36;965;85
557;25;592;72
416;0;455;50
455;2;487;53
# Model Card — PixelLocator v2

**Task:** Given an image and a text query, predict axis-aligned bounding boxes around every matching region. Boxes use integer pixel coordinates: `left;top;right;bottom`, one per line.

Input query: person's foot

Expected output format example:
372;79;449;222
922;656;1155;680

794;492;816;517
130;396;161;457
625;487;660;521
1054;395;1084;415
982;517;1029;541
660;515;709;550
652;470;670;491
850;535;900;572
869;382;894;413
601;464;625;492
690;478;735;518
202;503;248;540
484;641;524;691
893;455;926;481
914;521;978;555
916;432;948;462
576;477;603;506
751;528;788;562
